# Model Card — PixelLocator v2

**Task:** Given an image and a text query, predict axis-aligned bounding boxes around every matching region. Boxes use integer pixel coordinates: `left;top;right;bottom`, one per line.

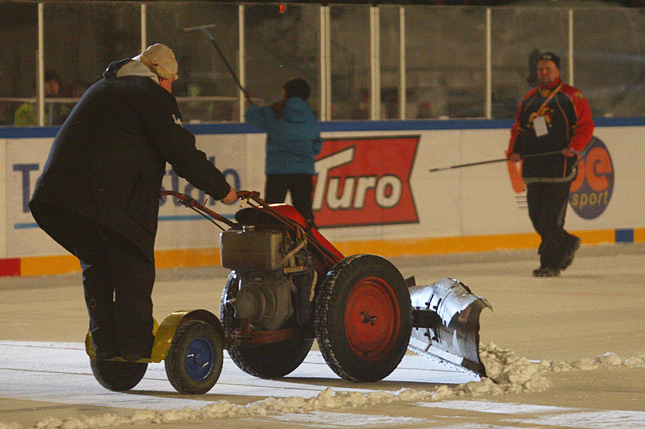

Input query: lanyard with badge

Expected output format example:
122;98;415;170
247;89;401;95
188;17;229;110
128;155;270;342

533;83;562;137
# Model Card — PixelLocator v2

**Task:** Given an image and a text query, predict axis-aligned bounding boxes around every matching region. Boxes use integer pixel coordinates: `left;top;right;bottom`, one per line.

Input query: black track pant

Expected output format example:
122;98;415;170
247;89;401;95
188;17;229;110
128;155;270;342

30;202;155;358
526;181;578;269
265;173;315;225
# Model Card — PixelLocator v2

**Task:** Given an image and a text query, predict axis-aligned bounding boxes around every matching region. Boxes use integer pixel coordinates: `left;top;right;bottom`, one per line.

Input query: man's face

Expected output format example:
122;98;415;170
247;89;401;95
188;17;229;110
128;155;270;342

44;79;59;96
159;77;174;93
537;60;560;86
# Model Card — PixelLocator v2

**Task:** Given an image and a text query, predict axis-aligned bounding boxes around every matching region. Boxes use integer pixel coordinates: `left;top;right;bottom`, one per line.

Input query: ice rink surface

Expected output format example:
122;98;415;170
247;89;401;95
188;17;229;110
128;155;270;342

1;243;644;428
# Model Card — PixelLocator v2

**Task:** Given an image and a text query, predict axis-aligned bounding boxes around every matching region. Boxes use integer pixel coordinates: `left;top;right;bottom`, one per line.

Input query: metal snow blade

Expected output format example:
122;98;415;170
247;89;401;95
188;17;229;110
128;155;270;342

407;278;492;377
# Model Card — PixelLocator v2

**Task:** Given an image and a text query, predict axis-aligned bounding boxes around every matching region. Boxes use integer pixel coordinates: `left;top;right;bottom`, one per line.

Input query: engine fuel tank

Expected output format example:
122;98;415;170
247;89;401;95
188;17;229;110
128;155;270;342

221;227;284;271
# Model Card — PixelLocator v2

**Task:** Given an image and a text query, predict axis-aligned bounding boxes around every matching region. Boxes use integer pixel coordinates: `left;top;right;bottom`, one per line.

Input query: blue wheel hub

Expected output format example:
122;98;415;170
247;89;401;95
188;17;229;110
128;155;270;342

184;336;215;381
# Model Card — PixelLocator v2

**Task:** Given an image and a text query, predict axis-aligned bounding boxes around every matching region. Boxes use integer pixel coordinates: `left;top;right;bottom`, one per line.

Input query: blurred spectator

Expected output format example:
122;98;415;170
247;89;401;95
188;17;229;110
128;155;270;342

14;70;69;126
526;48;541;87
351;89;370;120
417;101;432;119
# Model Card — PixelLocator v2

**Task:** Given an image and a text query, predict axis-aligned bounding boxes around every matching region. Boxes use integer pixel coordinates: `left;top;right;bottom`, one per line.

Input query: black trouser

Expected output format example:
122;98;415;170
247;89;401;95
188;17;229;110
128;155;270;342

526;181;578;269
265;173;315;225
30;202;155;357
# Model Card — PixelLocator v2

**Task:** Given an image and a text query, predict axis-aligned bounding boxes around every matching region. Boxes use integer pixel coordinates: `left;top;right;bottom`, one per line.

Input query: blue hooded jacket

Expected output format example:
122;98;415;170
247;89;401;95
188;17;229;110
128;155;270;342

245;97;322;175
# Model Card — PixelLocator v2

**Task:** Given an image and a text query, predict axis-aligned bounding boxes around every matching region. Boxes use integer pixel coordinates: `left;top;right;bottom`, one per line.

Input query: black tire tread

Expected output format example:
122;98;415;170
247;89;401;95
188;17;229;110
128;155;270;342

220;272;313;378
90;359;148;392
314;254;412;382
164;319;223;394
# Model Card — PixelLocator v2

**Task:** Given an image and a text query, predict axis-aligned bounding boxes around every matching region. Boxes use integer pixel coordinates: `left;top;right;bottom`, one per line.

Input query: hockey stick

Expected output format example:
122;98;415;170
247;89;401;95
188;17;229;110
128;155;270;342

183;23;254;105
570;137;595;170
428;150;568;173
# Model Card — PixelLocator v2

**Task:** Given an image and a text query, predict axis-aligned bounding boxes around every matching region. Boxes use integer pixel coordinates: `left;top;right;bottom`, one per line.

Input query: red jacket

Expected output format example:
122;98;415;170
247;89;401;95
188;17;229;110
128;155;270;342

508;79;594;181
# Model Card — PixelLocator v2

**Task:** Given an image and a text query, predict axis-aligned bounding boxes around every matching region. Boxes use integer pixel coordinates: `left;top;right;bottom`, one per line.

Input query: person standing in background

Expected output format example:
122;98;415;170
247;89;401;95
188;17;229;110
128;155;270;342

245;78;322;228
14;70;69;126
508;52;594;277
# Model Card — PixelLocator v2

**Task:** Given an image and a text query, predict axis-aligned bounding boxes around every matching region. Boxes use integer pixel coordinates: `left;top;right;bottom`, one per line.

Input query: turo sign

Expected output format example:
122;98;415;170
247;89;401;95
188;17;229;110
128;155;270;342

313;136;419;228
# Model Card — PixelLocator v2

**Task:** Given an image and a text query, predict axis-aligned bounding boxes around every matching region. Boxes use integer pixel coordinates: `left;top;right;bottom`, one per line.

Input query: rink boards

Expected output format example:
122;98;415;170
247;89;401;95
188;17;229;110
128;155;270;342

0;117;643;276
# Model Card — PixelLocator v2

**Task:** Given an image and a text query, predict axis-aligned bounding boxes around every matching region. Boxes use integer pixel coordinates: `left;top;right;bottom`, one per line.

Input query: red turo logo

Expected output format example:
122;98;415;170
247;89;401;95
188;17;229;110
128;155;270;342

569;137;614;219
313;136;419;228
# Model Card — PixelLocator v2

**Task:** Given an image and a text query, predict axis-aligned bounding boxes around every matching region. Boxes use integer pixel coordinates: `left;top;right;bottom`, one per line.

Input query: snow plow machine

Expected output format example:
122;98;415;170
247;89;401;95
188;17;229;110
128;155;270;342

86;191;491;394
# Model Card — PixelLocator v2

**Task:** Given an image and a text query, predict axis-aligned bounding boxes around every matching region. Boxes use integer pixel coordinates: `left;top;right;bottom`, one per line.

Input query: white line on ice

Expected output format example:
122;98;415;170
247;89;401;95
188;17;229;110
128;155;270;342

418;400;645;428
0;341;478;411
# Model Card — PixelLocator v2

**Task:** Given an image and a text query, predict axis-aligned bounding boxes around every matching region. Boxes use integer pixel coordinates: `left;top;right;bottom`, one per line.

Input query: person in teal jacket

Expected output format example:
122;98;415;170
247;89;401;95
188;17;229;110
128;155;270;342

245;78;322;227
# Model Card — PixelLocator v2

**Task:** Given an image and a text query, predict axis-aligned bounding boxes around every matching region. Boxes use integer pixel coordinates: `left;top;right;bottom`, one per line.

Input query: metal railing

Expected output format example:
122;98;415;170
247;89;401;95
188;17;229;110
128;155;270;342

1;2;643;126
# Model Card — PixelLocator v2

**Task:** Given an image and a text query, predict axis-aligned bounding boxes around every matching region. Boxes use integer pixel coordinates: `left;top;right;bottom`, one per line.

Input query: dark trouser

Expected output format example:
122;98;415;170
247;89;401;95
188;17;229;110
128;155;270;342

526;181;578;269
30;202;155;358
265;173;315;225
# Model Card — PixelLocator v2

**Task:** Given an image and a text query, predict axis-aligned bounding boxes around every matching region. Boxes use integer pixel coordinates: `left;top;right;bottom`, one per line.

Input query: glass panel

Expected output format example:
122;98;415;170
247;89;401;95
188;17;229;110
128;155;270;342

0;3;38;126
490;7;569;119
2;2;645;126
575;7;645;118
244;3;321;116
405;6;487;119
330;4;370;120
380;5;402;120
42;2;141;126
147;2;239;123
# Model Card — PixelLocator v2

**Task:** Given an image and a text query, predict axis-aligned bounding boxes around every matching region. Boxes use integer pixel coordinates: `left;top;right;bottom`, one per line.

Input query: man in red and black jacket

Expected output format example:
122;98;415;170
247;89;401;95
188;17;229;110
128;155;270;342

508;52;594;277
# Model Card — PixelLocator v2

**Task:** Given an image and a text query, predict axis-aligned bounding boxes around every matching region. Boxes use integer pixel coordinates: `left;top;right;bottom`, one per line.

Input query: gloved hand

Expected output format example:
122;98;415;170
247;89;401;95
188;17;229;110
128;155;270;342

509;153;522;162
220;185;238;204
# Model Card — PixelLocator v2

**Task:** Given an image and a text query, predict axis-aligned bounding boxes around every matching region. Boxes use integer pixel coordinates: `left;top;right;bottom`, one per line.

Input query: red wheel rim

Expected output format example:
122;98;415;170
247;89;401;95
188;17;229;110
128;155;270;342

344;276;401;361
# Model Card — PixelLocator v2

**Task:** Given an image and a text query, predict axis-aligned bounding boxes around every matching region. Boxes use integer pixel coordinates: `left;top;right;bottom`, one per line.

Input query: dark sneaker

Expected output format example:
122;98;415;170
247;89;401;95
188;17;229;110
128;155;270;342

305;218;317;232
94;351;118;360
93;343;118;360
121;352;145;362
121;342;153;362
533;266;560;277
560;237;582;270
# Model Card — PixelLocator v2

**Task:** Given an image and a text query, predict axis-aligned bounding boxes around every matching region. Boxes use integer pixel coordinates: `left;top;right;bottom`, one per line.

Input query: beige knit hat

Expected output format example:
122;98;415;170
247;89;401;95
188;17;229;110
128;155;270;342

134;43;179;81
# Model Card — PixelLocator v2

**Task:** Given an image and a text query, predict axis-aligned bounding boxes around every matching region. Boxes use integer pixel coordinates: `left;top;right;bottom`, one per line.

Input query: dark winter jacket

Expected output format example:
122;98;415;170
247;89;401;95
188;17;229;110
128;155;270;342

508;79;594;182
245;97;322;175
30;58;231;259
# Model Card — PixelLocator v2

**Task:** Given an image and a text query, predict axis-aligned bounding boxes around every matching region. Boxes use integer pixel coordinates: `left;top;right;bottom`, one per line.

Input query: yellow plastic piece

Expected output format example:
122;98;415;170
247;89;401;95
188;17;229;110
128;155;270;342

85;310;223;363
150;311;192;362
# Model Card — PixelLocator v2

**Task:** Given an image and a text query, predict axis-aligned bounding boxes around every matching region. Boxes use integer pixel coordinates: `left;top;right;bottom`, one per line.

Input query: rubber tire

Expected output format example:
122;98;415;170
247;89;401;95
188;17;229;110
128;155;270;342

164;319;224;394
90;359;148;392
314;254;412;382
220;271;313;378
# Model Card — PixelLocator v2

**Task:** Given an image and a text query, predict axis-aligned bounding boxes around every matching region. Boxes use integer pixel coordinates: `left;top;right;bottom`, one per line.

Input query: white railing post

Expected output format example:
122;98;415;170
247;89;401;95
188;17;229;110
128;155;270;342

140;3;147;53
569;8;574;86
399;6;406;120
37;3;44;127
485;7;492;119
239;4;246;122
370;5;381;120
320;5;331;121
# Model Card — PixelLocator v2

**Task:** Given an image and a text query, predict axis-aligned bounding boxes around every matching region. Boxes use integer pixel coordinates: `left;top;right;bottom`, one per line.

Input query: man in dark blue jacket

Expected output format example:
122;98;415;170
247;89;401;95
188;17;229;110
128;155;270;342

29;44;237;361
245;78;322;228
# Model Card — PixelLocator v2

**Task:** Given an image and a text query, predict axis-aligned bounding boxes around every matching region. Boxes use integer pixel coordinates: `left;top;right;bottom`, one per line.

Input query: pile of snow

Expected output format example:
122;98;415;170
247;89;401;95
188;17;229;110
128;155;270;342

2;344;643;429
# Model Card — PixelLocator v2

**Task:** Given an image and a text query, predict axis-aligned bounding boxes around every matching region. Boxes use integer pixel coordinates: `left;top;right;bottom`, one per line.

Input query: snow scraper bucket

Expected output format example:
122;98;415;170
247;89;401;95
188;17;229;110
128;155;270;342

407;278;492;377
